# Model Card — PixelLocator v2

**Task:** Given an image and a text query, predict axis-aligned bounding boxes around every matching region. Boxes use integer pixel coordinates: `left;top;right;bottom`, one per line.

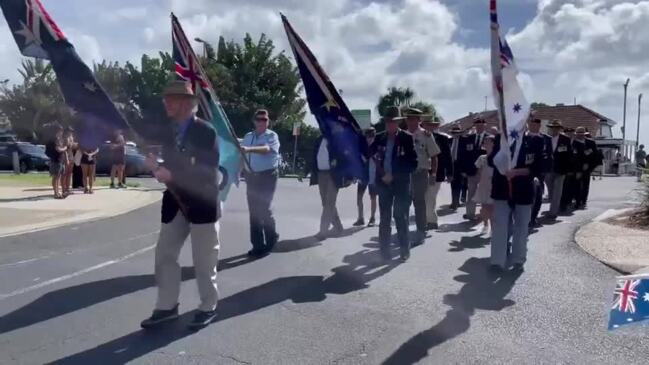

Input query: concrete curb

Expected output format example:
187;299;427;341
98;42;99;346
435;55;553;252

0;190;161;238
575;209;649;275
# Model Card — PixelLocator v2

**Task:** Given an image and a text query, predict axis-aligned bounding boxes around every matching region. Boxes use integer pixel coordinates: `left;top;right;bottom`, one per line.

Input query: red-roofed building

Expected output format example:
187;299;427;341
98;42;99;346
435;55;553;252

443;104;637;174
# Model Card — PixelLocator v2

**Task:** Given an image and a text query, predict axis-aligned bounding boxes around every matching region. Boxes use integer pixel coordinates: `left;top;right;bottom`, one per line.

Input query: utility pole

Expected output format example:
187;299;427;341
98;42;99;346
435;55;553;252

623;78;630;142
637;93;643;150
484;96;488;111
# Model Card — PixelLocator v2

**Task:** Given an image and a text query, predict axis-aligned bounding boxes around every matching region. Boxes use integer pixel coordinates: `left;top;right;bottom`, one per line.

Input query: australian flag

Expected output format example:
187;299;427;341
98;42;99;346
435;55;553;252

282;14;368;186
608;274;649;330
0;0;129;148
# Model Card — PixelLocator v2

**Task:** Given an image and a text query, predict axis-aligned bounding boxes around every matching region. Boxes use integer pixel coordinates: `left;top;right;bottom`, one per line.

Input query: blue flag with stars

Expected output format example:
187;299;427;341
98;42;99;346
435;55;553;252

608;274;649;330
282;14;368;186
0;0;129;148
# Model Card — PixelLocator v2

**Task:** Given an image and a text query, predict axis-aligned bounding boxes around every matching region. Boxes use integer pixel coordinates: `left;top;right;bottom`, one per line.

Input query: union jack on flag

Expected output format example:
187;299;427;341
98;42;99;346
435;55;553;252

608;274;649;330
171;14;242;202
0;0;129;149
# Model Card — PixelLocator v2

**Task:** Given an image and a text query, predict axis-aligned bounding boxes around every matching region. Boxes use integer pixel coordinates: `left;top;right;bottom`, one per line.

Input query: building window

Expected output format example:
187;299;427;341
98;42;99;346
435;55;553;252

598;123;613;138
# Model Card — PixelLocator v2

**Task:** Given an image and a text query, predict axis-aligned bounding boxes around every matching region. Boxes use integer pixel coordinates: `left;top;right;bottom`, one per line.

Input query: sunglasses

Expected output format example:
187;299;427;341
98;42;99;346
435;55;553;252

255;118;269;123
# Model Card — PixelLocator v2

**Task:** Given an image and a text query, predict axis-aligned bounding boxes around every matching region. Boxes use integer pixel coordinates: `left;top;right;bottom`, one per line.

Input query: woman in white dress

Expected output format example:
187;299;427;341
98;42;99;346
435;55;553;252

473;135;495;234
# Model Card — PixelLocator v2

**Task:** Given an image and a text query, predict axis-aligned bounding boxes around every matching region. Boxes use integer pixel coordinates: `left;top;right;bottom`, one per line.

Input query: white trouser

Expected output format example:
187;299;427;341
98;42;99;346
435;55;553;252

425;182;442;224
155;213;220;312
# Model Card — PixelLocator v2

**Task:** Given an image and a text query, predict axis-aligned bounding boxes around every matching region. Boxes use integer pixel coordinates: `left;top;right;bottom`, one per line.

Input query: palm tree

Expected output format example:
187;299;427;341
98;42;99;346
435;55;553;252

376;86;417;117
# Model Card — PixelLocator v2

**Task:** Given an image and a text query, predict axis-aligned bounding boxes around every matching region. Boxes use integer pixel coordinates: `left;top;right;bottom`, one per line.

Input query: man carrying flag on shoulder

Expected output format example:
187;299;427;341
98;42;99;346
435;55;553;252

488;0;544;272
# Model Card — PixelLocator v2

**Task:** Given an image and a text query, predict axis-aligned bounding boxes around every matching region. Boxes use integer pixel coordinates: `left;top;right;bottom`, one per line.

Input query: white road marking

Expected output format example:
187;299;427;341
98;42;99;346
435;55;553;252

0;231;158;270
0;244;156;301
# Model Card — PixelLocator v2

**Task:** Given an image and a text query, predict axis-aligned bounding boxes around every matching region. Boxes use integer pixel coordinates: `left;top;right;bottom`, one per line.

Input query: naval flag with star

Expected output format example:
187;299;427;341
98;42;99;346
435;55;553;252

0;0;129;149
171;13;242;201
608;273;649;330
282;14;368;186
490;0;531;175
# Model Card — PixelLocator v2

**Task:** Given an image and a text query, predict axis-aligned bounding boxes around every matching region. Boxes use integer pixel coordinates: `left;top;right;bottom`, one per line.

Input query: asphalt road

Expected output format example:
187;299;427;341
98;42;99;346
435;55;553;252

0;177;647;364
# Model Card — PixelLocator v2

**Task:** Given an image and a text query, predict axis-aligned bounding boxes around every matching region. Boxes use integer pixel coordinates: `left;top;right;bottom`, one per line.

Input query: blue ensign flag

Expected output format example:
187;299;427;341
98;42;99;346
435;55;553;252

608;274;649;330
0;0;129;148
282;14;368;186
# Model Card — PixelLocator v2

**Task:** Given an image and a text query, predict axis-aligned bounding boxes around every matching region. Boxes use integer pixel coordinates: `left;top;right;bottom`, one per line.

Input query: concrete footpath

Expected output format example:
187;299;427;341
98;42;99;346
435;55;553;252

0;186;162;238
575;207;649;274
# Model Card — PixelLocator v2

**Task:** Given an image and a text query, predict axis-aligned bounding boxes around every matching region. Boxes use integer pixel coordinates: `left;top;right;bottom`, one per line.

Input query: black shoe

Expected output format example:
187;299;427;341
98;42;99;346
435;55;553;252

449;204;458;211
118;184;126;189
512;263;525;272
427;223;439;230
545;214;558;221
463;214;477;221
399;249;410;262
188;310;217;330
367;217;376;227
489;264;505;274
140;305;179;329
314;232;328;241
109;183;116;189
353;219;365;227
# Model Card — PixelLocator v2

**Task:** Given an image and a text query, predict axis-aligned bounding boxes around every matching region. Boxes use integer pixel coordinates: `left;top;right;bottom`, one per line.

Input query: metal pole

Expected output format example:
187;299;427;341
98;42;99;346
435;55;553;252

292;134;299;174
637;93;643;150
484;96;488;111
623;78;630;143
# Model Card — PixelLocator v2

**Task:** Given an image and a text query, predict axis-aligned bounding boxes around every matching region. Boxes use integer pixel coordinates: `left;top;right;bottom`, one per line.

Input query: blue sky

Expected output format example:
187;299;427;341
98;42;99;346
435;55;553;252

1;0;648;144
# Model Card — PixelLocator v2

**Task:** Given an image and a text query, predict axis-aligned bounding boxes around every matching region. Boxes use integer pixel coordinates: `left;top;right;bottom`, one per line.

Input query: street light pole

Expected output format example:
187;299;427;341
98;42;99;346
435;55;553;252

637;93;643;150
194;37;207;59
623;78;630;142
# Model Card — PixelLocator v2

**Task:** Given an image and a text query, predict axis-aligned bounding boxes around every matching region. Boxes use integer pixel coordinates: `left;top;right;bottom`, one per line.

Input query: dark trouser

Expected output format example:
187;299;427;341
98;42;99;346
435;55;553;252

530;176;544;224
378;176;411;256
560;173;575;211
450;170;466;208
411;170;428;233
246;169;279;252
575;173;591;207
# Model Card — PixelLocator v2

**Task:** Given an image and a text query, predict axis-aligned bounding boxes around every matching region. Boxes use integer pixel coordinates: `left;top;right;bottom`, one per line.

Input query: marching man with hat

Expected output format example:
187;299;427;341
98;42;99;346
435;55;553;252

142;80;221;330
422;116;453;230
370;106;418;261
544;120;573;219
405;107;440;245
460;118;488;221
449;125;465;210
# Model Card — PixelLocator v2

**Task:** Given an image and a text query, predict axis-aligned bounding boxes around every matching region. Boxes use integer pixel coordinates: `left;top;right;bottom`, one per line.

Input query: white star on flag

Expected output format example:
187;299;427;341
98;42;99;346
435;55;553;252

644;292;649;302
14;21;41;46
83;82;97;92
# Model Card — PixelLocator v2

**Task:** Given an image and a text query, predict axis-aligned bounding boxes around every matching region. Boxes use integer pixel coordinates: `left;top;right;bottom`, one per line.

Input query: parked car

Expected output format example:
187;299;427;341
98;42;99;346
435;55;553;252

95;141;151;177
0;142;50;173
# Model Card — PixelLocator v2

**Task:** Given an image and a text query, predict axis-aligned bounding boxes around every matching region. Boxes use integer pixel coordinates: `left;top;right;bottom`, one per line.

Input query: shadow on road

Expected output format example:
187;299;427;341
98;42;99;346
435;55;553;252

381;257;522;365
0;194;54;203
436;221;477;233
448;235;490;252
0;253;262;336
273;226;364;253
47;246;400;364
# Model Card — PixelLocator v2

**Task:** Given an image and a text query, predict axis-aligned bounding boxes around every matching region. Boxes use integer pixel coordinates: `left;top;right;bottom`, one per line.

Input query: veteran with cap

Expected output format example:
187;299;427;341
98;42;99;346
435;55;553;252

543;120;573;219
405;108;440;245
141;80;221;330
459;118;488;220
370;106;418;261
449;125;466;210
422;116;453;229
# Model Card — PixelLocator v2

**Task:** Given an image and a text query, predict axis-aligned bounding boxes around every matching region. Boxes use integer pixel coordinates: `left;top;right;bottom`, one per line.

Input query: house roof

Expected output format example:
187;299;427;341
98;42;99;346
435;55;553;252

441;104;616;138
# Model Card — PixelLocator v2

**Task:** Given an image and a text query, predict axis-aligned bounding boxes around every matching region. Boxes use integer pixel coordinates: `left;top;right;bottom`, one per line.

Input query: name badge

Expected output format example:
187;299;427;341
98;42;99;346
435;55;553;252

526;153;535;165
558;146;567;152
585;149;593;155
466;144;474;151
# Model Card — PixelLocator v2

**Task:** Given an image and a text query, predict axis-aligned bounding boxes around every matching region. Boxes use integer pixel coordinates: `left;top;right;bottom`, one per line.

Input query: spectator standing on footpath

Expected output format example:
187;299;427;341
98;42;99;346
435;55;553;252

422;116;453;230
240;109;281;257
404;107;440;246
61;127;77;197
81;145;99;194
110;130;126;189
44;123;67;199
140;80;221;330
370;106;417;261
354;127;378;227
310;135;344;240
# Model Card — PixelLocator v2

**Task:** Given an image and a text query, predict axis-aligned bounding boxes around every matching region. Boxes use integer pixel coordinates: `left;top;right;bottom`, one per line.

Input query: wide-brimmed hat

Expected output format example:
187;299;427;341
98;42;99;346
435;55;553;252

547;119;563;128
384;106;405;121
421;115;435;124
450;125;462;134
405;107;424;118
162;80;197;98
575;126;586;134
